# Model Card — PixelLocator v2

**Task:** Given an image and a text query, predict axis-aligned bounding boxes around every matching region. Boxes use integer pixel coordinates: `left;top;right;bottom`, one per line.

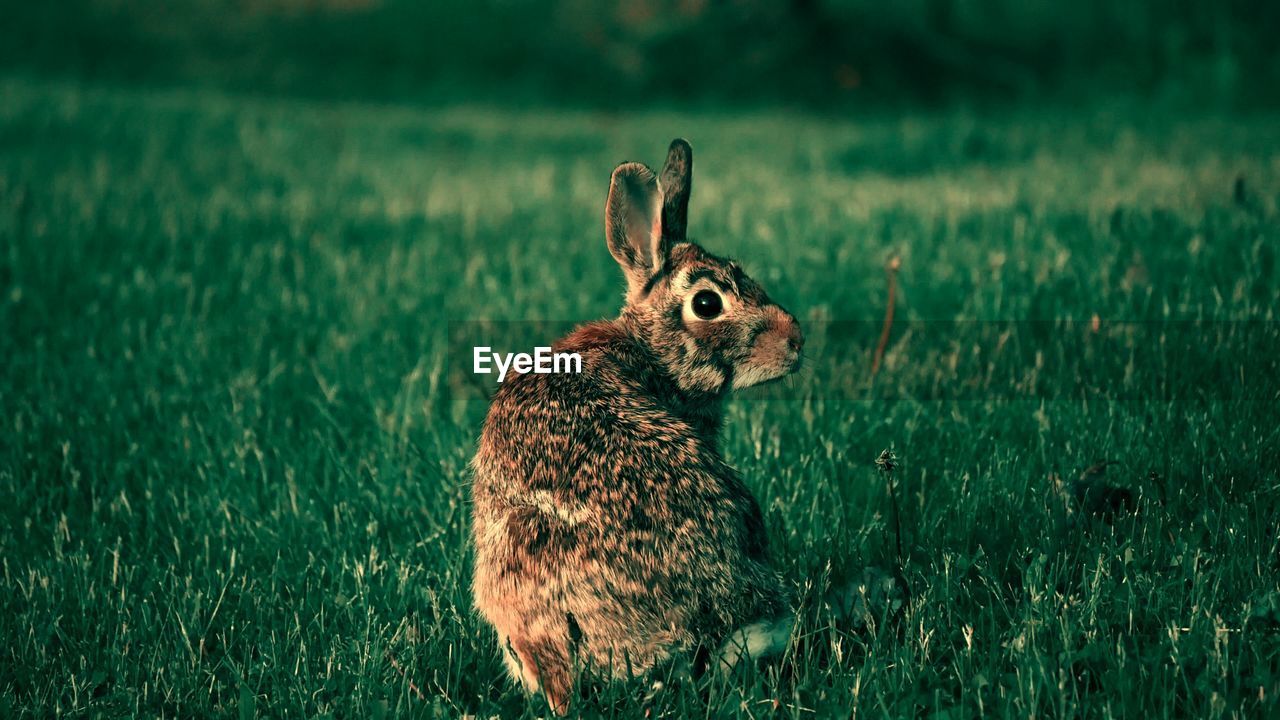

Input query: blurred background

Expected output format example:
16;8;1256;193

2;0;1277;109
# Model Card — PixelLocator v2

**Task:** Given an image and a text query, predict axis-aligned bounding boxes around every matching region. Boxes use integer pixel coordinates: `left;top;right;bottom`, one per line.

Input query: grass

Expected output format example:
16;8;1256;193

1;74;1279;718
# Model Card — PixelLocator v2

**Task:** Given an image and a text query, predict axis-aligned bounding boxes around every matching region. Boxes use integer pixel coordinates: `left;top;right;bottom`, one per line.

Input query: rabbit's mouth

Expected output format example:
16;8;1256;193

731;315;804;390
732;349;802;389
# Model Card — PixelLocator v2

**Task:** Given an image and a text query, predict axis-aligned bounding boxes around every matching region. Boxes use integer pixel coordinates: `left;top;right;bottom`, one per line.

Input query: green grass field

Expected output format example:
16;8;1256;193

2;74;1279;718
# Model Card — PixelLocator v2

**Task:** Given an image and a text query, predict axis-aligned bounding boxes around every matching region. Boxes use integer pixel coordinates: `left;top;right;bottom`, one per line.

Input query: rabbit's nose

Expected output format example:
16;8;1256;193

786;322;804;353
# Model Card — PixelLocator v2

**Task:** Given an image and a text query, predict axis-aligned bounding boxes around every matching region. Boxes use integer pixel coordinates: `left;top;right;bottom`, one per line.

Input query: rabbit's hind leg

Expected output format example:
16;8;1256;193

505;633;573;716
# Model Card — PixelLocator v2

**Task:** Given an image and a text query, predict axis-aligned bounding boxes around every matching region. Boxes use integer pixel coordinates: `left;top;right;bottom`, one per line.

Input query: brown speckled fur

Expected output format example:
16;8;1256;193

471;139;803;714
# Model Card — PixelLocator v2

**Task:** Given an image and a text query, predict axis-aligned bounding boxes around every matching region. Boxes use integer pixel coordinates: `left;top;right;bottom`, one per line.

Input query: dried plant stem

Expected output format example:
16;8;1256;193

870;256;901;379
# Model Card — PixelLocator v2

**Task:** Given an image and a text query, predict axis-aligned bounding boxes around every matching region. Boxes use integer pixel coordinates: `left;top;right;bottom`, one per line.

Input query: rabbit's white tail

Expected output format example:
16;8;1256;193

715;615;794;673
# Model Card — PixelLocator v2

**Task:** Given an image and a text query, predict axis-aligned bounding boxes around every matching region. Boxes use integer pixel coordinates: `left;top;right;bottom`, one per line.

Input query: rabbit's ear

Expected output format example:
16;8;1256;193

659;138;692;245
605;162;664;299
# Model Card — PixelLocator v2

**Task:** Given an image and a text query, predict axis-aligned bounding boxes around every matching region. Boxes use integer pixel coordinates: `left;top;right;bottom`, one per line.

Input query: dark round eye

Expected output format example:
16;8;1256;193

691;290;723;319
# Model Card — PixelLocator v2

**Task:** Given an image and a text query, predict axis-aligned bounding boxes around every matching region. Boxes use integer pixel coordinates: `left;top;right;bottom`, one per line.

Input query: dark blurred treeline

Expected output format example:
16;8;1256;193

1;0;1276;108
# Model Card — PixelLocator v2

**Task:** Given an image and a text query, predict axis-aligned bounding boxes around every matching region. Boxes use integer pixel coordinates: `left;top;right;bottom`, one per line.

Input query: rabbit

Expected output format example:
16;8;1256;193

470;139;804;715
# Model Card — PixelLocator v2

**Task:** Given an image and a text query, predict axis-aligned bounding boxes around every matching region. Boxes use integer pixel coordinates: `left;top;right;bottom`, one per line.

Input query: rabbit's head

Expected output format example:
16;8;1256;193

606;139;803;394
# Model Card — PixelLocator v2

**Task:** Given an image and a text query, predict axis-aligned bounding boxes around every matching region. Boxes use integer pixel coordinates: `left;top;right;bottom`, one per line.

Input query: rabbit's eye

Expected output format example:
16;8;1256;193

691;290;723;319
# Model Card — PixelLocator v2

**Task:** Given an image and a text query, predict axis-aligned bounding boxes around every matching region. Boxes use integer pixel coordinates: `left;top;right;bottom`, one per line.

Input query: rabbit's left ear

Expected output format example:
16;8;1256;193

659;138;692;245
605;162;664;300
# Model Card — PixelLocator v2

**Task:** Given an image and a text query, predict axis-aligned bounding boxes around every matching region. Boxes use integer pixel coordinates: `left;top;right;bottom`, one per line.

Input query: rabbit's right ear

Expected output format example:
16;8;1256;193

605;162;664;300
659;139;692;244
